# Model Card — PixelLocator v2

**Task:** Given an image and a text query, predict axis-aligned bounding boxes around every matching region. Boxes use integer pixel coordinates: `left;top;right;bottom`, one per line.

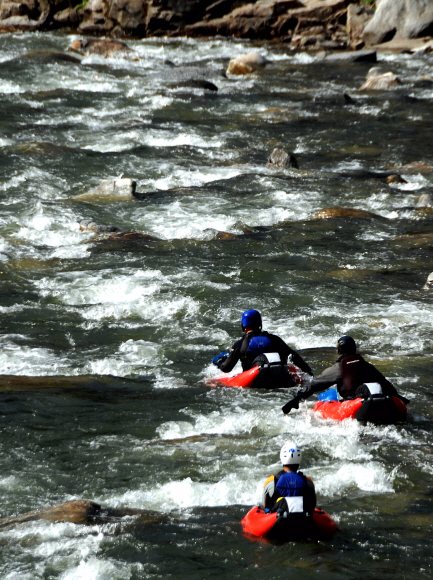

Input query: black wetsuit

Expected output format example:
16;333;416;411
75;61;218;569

218;329;312;375
297;354;407;402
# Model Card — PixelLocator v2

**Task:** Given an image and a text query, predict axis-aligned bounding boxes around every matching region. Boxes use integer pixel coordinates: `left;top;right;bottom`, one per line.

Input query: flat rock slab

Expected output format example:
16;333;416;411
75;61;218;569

322;50;377;63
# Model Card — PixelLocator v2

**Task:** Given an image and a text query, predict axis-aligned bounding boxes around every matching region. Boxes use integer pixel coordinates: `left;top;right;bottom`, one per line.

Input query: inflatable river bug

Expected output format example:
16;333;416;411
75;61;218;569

241;506;337;542
207;354;306;389
313;387;407;423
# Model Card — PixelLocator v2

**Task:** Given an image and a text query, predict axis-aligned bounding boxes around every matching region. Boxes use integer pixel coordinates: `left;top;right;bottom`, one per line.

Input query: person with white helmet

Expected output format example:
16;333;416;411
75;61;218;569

212;309;312;385
262;441;316;515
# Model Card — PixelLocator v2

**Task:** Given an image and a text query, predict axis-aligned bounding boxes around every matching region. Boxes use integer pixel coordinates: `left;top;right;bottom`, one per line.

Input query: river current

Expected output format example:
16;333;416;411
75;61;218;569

0;31;432;579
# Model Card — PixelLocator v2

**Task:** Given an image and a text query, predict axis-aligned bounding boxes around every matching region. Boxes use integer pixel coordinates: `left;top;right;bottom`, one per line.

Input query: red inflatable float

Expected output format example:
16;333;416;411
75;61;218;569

313;395;407;423
241;505;337;541
206;364;304;389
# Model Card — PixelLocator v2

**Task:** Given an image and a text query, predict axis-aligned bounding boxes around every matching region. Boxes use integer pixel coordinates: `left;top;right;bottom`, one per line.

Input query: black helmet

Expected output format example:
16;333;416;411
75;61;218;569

337;335;356;355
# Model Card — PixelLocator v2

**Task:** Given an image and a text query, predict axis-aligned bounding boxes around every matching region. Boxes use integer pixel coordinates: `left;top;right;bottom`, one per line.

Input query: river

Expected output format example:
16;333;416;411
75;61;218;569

0;31;432;579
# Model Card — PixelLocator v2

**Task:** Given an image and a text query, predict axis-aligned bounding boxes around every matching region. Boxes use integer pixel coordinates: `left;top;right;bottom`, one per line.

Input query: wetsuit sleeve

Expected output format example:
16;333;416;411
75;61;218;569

217;338;242;373
304;477;316;511
298;361;342;399
269;334;313;375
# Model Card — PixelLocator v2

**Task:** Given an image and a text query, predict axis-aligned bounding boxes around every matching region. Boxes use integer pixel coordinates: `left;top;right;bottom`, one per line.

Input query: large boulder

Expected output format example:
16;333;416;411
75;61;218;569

363;0;433;46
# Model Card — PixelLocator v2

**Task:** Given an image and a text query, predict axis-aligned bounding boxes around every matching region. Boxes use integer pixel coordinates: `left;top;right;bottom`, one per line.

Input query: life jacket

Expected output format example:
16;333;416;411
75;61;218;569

263;470;315;514
340;355;366;393
239;331;282;369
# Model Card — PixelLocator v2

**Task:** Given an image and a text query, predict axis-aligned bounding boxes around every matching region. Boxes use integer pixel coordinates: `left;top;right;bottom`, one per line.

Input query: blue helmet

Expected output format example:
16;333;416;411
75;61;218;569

241;309;262;330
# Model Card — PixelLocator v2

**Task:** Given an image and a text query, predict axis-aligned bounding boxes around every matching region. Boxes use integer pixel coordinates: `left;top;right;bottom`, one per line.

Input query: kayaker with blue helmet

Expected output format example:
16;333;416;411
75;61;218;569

263;441;316;515
213;309;312;378
282;335;409;414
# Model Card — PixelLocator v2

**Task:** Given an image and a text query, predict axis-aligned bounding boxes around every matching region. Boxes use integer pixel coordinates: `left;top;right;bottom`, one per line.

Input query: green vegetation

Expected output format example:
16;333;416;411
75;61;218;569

74;0;88;11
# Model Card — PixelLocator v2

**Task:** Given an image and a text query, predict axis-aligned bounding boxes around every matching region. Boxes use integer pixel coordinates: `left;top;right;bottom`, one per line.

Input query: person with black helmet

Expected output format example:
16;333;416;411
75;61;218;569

212;309;312;381
282;335;409;414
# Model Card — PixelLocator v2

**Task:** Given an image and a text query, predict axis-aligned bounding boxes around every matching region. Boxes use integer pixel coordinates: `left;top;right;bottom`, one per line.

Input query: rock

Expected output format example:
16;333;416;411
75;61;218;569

315;207;383;220
67;38;131;57
397;162;433;173
363;0;433;46
105;231;158;241
168;79;218;91
73;178;137;202
226;52;269;75
79;220;120;233
0;500;101;529
360;72;401;90
0;0;49;31
423;272;433;289
5;50;82;65
386;174;407;185
343;92;357;104
416;193;433;208
77;0;114;34
347;3;374;50
323;50;377;63
0;499;164;530
53;7;79;26
267;148;298;169
108;0;147;35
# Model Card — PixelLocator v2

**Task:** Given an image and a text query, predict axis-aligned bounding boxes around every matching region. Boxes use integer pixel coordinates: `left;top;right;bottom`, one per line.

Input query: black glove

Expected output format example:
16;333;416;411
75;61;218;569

281;396;301;415
282;386;314;414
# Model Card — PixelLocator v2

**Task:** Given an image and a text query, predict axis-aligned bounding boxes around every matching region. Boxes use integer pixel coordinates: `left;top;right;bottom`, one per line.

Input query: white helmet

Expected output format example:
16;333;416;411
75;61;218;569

280;441;302;466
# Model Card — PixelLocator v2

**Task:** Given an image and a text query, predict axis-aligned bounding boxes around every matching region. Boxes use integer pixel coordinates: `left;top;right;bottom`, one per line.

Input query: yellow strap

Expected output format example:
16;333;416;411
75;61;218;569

263;475;274;488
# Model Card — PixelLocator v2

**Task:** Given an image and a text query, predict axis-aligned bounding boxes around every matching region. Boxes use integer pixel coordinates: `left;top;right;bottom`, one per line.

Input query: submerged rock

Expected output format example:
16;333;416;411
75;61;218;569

3;50;82;65
0;499;164;530
386;174;407;185
226;52;269;75
168;79;218;91
266;148;298;169
79;220;120;233
416;193;433;208
73;178;137;202
315;207;383;220
360;71;401;90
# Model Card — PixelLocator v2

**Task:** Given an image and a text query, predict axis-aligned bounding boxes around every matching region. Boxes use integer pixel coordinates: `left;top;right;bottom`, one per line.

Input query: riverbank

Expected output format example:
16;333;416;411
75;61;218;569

1;0;433;55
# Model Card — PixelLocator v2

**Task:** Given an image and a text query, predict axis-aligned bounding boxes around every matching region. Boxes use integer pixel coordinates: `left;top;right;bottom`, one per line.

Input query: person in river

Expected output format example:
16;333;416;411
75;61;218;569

262;441;316;516
212;309;312;383
282;335;409;413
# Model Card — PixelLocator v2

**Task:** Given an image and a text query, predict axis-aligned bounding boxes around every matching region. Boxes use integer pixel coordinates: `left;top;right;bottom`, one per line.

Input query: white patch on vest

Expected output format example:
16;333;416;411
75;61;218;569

285;496;304;513
264;352;281;364
346;360;359;365
365;382;383;395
